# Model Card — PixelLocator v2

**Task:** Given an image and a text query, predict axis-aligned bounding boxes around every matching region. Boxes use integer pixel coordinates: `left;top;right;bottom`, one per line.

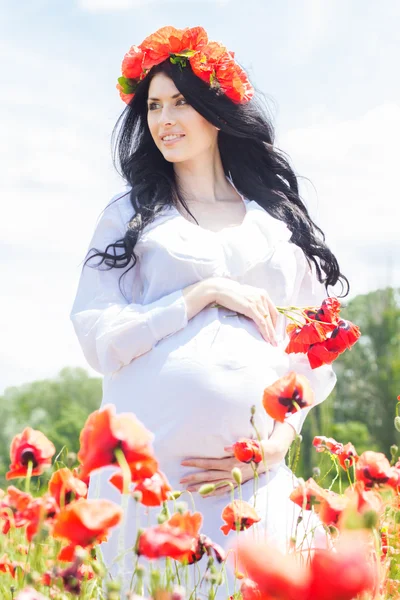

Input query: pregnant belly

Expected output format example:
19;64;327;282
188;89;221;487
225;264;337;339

103;310;289;484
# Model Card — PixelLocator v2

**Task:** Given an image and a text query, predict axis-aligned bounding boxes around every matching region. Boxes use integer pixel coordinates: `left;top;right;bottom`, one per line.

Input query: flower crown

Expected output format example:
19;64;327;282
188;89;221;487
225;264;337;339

117;25;254;106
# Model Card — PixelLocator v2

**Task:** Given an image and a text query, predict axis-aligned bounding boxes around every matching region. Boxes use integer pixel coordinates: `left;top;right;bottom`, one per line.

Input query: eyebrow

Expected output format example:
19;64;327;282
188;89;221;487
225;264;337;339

147;92;183;101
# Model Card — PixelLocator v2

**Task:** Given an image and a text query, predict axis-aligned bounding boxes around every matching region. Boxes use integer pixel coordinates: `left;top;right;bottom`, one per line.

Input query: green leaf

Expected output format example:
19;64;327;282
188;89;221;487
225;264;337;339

117;76;138;94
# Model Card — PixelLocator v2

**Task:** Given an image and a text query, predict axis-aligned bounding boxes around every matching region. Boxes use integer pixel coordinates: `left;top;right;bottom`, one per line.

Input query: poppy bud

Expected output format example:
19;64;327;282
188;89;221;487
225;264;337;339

199;483;216;495
66;452;77;467
312;467;321;478
251;405;256;415
106;582;121;591
390;445;398;458
175;501;188;514
169;490;183;500
394;417;400;432
232;467;242;485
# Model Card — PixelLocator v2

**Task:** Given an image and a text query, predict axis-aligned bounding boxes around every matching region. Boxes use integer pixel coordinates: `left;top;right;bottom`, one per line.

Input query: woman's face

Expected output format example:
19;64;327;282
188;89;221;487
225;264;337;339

147;72;218;163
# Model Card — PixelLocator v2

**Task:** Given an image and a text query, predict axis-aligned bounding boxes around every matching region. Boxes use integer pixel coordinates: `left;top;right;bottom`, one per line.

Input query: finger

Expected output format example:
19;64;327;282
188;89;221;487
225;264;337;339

181;458;233;470
255;306;277;346
180;470;232;485
264;296;279;330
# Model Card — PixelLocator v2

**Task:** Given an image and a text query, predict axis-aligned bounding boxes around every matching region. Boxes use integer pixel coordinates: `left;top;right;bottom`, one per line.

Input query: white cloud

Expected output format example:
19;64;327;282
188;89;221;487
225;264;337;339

277;102;400;300
278;103;400;241
78;0;230;11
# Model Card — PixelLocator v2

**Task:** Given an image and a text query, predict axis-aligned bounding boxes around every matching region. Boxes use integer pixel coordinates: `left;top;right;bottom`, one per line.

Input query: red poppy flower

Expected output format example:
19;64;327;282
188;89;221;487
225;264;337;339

318;493;349;527
21;494;59;542
355;451;398;489
53;499;123;548
302;297;341;327
306;341;341;369
6;427;55;480
235;539;310;600
233;439;263;464
0;486;32;534
140;26;208;70
312;436;344;455
137;511;202;562
121;44;145;80
133;471;172;506
337;442;359;471
190;43;253;104
285;320;335;354
343;481;383;520
262;371;314;423
0;553;25;578
219;58;254;104
108;455;159;494
220;500;260;535
72;466;90;489
58;560;95;595
289;478;327;512
48;468;88;507
307;531;377;600
77;404;156;479
324;319;361;353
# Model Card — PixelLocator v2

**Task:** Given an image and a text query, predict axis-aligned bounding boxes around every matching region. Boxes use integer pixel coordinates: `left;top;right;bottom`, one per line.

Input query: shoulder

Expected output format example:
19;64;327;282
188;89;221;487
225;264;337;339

99;185;134;228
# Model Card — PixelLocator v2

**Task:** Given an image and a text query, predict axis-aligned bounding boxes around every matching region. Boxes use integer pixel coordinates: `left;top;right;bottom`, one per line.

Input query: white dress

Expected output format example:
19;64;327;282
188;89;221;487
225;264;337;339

70;176;336;597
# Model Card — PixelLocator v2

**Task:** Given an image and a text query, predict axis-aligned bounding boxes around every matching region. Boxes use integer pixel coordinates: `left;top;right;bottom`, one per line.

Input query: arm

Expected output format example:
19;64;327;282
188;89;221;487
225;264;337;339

70;196;216;376
283;246;337;435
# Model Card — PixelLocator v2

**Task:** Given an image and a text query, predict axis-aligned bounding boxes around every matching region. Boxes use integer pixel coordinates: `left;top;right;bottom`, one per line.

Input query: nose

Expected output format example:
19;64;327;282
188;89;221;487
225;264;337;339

159;104;176;127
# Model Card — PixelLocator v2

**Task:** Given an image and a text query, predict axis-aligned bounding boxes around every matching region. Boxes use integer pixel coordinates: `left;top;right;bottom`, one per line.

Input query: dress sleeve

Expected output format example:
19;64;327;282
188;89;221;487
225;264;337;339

284;245;337;435
69;196;188;376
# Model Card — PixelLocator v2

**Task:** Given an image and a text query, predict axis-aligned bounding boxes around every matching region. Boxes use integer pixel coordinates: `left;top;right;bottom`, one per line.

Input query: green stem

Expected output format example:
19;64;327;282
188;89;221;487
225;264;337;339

114;447;131;582
25;460;33;493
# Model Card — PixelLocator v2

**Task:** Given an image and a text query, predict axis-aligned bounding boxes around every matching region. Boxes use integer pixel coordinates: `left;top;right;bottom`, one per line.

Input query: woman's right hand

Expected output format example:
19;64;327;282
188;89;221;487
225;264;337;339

212;278;279;346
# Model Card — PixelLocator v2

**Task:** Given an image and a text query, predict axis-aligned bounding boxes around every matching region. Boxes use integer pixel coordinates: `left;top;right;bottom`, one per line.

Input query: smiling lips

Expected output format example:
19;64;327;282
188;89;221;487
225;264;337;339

161;134;185;145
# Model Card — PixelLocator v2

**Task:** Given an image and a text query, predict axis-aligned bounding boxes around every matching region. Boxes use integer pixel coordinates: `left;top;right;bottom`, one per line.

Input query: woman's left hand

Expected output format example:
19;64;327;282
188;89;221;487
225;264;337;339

179;439;287;497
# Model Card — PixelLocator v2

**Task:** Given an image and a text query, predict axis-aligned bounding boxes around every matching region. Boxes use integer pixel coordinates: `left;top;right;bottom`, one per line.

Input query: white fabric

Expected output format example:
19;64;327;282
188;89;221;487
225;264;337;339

70;178;336;596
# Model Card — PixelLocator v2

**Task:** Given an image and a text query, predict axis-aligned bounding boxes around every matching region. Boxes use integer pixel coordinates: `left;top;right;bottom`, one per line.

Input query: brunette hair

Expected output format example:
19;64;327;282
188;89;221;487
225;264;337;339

84;58;349;299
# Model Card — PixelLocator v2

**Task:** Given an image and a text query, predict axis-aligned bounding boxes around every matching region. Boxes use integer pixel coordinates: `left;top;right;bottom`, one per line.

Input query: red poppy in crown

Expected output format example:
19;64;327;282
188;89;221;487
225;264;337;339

117;25;254;105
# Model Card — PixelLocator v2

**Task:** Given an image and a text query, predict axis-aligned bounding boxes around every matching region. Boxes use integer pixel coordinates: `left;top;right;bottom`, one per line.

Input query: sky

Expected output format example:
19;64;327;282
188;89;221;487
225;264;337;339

1;0;399;395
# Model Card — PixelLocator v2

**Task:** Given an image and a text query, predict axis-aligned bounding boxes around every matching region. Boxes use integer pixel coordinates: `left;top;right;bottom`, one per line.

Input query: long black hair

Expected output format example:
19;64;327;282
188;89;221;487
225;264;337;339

84;58;350;300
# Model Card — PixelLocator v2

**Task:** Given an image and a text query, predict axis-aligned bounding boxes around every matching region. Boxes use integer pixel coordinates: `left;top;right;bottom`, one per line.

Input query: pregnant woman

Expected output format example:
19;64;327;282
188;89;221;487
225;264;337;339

70;25;349;597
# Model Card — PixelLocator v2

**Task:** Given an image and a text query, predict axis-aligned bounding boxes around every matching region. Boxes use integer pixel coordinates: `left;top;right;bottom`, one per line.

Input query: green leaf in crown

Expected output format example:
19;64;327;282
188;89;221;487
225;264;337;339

117;76;139;94
169;49;197;70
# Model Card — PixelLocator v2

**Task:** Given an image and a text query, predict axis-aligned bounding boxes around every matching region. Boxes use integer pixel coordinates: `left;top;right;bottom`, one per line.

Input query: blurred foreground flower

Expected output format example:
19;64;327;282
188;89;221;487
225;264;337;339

262;371;314;422
77;403;157;480
6;427;55;480
235;530;377;600
220;500;261;535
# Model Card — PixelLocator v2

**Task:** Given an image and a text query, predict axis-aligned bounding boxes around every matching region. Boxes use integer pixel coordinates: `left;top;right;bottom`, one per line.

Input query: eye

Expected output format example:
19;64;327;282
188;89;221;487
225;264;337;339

148;98;188;111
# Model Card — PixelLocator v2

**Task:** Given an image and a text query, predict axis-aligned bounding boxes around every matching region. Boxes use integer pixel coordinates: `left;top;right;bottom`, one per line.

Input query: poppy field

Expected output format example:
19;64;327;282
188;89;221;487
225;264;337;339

1;298;400;599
